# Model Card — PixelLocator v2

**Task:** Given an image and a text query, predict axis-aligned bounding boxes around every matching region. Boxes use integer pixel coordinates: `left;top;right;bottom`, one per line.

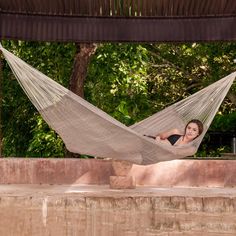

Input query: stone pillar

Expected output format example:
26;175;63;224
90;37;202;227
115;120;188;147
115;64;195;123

109;160;136;189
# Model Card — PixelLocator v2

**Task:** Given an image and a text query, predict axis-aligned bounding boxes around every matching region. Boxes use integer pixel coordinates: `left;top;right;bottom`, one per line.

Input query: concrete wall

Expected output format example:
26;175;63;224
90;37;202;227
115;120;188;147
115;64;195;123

0;158;236;235
0;158;236;187
0;190;236;236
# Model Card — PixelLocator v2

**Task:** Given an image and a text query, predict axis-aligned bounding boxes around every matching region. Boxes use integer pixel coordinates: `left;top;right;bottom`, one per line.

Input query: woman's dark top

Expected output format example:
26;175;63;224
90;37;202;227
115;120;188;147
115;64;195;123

167;134;182;145
144;134;182;145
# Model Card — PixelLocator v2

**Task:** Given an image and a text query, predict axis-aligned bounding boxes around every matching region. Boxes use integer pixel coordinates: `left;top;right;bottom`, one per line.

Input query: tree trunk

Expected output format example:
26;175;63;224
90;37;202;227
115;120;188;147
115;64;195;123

227;91;236;106
69;43;97;98
66;43;97;157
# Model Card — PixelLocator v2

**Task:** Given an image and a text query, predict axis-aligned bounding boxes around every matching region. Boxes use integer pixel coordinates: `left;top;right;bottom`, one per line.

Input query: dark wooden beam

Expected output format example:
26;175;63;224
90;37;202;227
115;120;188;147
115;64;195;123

0;0;236;42
1;13;236;42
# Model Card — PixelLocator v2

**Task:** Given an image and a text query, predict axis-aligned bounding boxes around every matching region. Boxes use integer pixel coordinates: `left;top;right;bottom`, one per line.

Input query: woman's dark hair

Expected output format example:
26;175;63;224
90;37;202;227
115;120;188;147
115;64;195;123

185;119;204;137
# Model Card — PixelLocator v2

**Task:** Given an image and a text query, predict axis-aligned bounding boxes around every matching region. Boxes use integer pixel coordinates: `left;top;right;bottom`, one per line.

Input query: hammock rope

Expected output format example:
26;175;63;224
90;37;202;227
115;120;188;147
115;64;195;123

0;44;235;165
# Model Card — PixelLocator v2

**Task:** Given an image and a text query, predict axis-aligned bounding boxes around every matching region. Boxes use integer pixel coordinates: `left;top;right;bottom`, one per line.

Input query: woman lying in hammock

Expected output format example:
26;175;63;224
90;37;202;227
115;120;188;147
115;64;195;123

145;119;204;146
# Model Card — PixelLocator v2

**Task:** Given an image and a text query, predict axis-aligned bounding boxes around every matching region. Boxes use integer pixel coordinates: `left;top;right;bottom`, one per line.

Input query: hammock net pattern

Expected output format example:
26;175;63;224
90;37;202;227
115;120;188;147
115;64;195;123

0;44;235;165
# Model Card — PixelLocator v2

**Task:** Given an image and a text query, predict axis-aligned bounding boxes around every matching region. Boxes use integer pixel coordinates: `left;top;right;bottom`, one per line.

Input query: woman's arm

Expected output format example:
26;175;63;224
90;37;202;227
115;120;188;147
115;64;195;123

157;128;181;140
144;128;182;141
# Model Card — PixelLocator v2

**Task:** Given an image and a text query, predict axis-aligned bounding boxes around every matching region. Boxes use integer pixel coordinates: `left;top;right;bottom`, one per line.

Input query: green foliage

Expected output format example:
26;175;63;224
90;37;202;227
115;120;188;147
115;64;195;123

210;112;236;132
1;40;75;157
86;42;236;157
26;116;65;157
197;145;231;158
86;43;151;125
2;64;36;156
1;40;236;157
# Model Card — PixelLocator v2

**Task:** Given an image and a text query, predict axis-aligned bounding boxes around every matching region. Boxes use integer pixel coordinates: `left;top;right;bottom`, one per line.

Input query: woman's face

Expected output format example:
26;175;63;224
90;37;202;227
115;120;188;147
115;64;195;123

185;122;199;140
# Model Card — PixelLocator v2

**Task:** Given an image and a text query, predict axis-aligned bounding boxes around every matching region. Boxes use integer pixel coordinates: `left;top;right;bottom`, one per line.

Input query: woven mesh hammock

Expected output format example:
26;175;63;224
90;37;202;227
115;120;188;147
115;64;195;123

1;44;235;165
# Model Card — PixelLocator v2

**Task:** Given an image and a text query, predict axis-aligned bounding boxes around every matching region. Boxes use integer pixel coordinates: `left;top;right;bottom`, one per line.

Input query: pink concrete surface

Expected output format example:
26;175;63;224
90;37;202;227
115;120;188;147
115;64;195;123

130;159;236;187
0;158;114;185
0;184;236;236
0;159;236;235
0;158;236;187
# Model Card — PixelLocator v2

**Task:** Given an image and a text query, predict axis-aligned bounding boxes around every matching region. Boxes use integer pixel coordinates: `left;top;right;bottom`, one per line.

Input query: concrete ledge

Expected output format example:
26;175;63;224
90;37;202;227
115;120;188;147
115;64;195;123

0;157;236;235
0;185;236;236
131;159;236;187
0;158;236;187
0;158;113;185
